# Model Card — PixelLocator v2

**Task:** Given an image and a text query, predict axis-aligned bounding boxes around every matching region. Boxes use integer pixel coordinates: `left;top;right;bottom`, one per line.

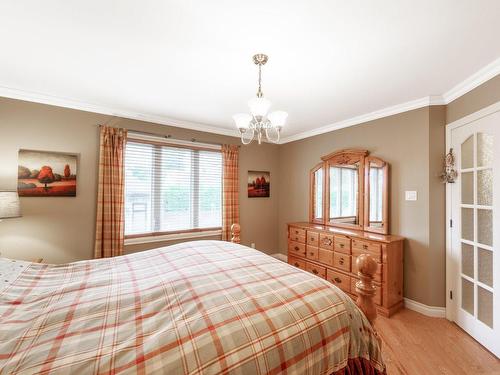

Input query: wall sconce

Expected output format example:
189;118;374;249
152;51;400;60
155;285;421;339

440;148;458;183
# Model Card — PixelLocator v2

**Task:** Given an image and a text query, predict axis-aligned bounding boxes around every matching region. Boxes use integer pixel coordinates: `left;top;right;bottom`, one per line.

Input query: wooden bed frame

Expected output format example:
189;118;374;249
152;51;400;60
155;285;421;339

230;223;380;336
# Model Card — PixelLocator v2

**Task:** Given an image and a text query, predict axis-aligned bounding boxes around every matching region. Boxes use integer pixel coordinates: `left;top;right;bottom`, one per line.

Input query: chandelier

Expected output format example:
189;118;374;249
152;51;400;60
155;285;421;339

233;54;288;144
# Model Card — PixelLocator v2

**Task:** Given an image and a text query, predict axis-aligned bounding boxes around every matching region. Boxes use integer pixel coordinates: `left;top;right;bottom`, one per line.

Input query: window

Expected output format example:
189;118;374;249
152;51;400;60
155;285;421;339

124;140;222;237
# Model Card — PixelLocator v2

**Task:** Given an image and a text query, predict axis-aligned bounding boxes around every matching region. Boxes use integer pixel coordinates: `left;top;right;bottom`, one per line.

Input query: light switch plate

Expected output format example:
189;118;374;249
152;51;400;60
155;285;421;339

405;191;418;201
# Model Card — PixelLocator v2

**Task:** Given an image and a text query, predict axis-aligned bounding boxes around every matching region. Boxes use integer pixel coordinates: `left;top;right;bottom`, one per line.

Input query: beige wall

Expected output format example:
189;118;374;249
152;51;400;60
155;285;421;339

428;106;447;306
277;107;448;306
0;97;280;263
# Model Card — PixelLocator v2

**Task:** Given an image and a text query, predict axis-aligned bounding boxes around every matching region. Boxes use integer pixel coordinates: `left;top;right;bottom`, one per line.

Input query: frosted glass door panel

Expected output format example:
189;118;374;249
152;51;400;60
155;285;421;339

451;113;499;357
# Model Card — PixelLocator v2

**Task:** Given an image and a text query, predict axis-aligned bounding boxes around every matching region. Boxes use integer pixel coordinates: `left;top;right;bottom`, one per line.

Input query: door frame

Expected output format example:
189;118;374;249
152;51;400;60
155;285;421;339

445;100;500;321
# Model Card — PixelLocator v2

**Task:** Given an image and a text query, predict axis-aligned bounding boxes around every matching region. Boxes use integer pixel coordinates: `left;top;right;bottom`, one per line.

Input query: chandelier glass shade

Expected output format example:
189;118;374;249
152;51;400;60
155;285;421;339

233;54;288;144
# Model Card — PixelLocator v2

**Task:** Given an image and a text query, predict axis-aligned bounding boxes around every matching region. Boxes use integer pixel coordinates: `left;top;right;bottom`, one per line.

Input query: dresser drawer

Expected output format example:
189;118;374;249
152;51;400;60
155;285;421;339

318;248;334;266
352;239;382;261
327;269;350;293
352;255;383;281
289;233;306;243
306;245;319;261
288;241;306;257
289;227;306;238
288;256;306;270
306;231;320;247
350;277;382;306
306;262;326;279
319;233;334;250
334;235;351;254
333;253;351;272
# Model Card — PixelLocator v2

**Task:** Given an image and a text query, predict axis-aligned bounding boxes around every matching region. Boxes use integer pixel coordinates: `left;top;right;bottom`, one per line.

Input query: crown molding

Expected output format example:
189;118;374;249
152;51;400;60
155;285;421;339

1;57;499;145
0;85;241;139
428;95;447;105
279;96;440;144
441;56;500;104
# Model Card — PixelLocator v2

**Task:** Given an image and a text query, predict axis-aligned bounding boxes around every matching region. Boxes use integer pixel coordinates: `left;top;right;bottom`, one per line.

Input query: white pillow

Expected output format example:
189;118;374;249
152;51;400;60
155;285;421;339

0;258;30;293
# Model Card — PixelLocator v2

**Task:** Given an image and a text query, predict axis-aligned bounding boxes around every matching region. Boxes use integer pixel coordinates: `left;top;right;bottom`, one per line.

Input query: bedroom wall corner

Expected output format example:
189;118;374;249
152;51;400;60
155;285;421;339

427;105;446;307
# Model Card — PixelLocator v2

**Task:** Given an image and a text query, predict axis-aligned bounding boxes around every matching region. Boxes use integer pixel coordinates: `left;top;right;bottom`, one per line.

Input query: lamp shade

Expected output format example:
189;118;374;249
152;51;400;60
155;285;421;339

0;191;21;219
268;111;288;127
233;113;252;129
248;97;271;117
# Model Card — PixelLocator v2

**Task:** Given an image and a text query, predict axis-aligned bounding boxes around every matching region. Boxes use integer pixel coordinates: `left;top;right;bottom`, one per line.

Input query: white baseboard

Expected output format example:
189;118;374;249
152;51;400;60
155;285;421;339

404;298;446;318
271;253;287;262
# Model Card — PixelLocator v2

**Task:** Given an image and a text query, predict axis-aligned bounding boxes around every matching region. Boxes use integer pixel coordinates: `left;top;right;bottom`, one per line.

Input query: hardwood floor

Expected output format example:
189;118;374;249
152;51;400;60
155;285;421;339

375;308;500;375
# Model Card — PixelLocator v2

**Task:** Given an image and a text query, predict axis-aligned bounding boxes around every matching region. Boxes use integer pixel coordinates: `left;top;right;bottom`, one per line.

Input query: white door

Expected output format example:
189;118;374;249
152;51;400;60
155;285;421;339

448;106;500;358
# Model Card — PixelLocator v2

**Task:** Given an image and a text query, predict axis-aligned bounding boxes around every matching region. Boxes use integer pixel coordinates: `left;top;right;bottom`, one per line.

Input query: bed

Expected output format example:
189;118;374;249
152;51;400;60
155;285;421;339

0;232;385;374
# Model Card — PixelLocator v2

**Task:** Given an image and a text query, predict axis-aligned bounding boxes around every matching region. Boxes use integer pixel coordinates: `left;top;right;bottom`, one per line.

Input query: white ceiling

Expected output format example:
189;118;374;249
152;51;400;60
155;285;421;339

0;1;499;142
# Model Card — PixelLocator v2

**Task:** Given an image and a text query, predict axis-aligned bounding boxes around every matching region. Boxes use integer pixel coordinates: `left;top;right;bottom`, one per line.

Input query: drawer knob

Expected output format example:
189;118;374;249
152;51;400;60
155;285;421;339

309;252;314;256
339;259;344;265
363;245;368;250
294;246;299;251
312;269;318;275
323;238;332;245
295;230;299;234
334;277;341;283
294;262;299;267
340;244;344;248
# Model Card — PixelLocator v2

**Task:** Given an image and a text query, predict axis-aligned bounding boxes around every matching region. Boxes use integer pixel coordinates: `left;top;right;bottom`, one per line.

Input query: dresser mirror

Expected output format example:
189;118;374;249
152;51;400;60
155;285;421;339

364;156;389;233
309;149;389;234
323;149;366;230
329;164;360;226
310;163;324;223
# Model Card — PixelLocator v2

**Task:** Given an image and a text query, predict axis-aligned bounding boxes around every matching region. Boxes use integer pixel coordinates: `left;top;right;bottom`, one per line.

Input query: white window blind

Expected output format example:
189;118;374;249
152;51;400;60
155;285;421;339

124;140;222;236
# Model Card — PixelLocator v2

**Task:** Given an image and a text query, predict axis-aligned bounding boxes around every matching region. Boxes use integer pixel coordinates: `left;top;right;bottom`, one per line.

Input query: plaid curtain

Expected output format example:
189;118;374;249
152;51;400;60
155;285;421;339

94;126;128;258
222;145;239;241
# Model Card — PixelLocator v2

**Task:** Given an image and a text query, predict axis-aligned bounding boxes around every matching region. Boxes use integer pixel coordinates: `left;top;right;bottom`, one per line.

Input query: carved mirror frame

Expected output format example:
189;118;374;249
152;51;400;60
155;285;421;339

309;149;390;234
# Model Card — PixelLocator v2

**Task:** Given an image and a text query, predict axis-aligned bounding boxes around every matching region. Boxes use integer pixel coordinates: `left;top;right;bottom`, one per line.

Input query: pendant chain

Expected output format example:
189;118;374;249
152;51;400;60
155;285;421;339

257;64;263;98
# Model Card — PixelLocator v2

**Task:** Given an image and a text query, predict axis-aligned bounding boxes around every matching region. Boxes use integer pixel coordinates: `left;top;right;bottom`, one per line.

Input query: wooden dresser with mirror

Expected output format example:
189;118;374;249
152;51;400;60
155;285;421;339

287;149;404;316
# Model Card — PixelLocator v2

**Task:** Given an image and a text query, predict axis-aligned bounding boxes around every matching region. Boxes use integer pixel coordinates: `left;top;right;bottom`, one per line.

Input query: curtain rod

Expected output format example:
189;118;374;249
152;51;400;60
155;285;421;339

98;125;240;148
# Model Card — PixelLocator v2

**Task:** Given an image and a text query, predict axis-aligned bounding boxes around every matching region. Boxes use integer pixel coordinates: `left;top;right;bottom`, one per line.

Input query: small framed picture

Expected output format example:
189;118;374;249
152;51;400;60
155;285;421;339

248;171;270;198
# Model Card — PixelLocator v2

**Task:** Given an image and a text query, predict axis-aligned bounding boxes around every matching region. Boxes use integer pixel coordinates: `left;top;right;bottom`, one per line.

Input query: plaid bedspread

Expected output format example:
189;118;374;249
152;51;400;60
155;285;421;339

0;240;385;374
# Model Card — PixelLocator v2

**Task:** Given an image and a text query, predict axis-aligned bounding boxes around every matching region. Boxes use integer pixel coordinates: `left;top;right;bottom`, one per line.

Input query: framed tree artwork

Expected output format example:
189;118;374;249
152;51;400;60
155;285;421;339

248;171;270;198
17;149;78;197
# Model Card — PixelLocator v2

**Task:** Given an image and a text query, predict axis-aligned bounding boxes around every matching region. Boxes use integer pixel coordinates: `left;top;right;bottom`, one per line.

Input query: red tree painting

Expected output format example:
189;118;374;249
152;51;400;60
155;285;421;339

18;150;77;197
38;166;55;190
247;171;270;198
64;164;71;178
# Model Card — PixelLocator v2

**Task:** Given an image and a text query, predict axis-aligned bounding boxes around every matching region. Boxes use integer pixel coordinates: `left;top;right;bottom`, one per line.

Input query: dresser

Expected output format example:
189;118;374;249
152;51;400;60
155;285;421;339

287;222;404;316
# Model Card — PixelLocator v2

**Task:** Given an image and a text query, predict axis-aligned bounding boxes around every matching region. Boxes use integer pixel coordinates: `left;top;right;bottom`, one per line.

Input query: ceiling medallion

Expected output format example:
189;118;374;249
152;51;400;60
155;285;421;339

233;54;288;145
